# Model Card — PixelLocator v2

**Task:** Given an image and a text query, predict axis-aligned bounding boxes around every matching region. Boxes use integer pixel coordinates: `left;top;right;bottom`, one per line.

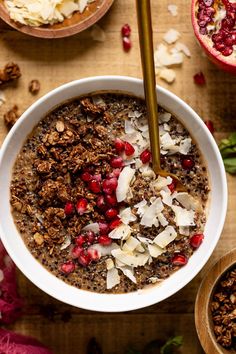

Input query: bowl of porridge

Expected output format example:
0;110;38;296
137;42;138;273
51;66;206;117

0;76;227;312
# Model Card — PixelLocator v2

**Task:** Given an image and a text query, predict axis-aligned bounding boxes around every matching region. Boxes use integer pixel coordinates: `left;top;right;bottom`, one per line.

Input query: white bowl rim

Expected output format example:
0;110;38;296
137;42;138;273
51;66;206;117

0;76;228;312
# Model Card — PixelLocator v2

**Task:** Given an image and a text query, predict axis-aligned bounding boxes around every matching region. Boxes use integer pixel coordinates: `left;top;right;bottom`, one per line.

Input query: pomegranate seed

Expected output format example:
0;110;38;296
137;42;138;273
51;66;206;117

225;37;235;46
221;46;233;56
212;33;224;43
182;158;194;170
123;37;132;51
75;235;86;247
71;245;83;258
124;141;135;156
222;17;235;29
121;23;131;37
102;178;118;194
81;171;92;182
193;72;206;86
107;168;121;179
105;193;118;206
98;222;109;234
96;195;107;210
64;202;74;216
105;208;118;220
205;120;214;134
110;156;123;168
167;181;176;193
214;42;226;52
60;260;75;274
88;179;101;194
190;233;204;249
76;198;88;215
93;174;102;182
86;231;95;244
98;235;112;246
140;149;152;164
114;138;125;153
172;254;188;266
78;251;91;267
87;248;100;261
109;218;121;230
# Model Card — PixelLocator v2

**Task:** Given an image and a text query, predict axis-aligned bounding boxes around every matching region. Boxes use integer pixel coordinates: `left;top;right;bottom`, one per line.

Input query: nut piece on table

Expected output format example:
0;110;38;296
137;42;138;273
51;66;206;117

4;105;19;128
29;79;40;94
0;62;21;85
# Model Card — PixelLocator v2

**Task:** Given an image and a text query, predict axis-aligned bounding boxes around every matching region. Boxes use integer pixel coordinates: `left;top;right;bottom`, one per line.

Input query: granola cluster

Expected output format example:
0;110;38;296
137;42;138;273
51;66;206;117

211;267;236;349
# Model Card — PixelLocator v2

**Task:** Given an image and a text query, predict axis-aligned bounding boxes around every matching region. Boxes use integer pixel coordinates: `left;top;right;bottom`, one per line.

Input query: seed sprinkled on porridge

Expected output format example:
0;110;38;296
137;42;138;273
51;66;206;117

10;93;209;293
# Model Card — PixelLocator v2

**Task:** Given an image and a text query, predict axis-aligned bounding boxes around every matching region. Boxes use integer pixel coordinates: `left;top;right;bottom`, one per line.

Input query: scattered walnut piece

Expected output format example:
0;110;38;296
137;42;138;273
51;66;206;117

29;79;40;94
0;62;21;85
34;232;44;245
4;105;19;128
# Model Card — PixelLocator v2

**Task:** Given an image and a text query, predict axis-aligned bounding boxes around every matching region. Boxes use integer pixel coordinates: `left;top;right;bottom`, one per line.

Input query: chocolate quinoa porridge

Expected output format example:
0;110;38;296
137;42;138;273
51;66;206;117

10;93;209;293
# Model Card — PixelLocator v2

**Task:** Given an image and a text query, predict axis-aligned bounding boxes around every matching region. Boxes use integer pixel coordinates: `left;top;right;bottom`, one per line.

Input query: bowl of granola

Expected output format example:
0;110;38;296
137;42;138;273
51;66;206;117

0;76;227;312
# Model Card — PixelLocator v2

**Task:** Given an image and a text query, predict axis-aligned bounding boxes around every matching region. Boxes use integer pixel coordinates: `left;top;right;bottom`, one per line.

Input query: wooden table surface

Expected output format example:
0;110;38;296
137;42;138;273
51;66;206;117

0;1;235;353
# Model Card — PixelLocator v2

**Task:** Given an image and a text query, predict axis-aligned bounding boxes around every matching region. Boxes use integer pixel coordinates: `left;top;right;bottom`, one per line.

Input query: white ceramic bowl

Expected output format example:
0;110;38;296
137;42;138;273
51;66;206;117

0;76;227;312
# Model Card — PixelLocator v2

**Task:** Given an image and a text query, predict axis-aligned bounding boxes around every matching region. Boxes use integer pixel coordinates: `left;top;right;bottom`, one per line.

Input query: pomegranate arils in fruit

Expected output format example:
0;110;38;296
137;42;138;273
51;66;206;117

60;261;75;274
190;233;204;249
105;193;118;206
102;178;118;194
203;0;213;6
88;179;101;194
110;156;123;168
75;235;86;247
193;72;206;86
140;149;152;164
81;171;92;182
121;23;131;37
205;120;214;134
109;218;121;230
114;138;125;153
98;222;109;234
221;46;233;56
124;141;135;156
172;254;188;266
88;248;100;261
64;202;74;216
182;158;194;170
78;251;91;267
71;245;83;258
98;235;112;246
76;198;88;215
123;37;132;52
105;208;118;220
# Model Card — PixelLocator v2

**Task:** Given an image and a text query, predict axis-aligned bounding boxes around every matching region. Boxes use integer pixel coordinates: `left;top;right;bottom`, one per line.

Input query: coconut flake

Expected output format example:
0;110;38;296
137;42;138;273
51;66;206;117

163;29;181;44
157;212;168;227
60;235;71;250
159;112;171;123
160;189;173;206
140;198;164;227
106;267;120;289
159;68;176;84
91;24;106;42
105;258;115;270
125;119;136;134
174;192;198;210
89;243;119;257
178;138;192;155
172;205;195;226
111;249;150;267
116;166;135;202
148;244;164;258
82;222;100;233
122;236;141;252
119;207;137;225
117;266;137;283
152;175;172;191
168;4;178;16
134;199;148;217
179;226;190;236
175;42;191;57
109;224;131;240
153;225;177;248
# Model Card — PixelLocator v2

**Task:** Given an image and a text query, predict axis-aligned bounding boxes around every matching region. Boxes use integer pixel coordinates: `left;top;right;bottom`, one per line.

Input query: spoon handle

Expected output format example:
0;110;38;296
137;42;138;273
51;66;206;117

136;0;161;173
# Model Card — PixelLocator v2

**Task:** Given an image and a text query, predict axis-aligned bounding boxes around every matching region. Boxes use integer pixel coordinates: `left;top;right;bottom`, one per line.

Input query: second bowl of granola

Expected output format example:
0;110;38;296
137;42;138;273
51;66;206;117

0;76;227;312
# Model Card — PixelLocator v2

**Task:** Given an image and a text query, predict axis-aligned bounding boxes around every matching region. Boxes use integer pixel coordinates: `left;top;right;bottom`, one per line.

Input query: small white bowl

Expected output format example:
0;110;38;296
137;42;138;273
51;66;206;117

0;76;227;312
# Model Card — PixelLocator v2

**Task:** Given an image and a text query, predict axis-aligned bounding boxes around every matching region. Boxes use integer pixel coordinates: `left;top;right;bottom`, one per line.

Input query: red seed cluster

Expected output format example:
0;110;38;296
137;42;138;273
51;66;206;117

197;0;236;56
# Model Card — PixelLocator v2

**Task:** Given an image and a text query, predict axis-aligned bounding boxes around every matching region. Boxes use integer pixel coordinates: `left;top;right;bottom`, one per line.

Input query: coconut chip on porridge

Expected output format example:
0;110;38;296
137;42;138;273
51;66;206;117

10;93;209;293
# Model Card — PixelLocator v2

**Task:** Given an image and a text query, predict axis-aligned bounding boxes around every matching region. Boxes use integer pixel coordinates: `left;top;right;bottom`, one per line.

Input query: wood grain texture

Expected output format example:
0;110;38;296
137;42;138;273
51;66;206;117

195;249;236;354
0;1;235;353
0;0;114;38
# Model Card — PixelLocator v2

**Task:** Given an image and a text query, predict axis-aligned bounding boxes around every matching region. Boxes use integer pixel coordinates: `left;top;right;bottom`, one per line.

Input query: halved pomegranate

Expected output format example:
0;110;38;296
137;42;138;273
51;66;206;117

191;0;236;74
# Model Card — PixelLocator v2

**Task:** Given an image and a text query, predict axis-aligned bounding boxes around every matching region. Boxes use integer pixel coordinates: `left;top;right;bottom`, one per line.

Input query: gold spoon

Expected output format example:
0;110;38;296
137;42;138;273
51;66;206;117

136;0;186;191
